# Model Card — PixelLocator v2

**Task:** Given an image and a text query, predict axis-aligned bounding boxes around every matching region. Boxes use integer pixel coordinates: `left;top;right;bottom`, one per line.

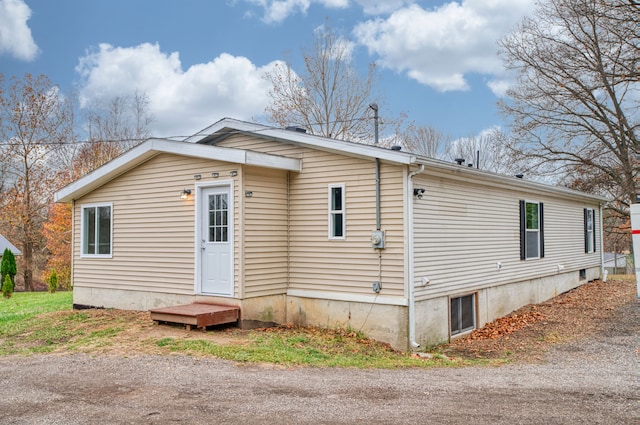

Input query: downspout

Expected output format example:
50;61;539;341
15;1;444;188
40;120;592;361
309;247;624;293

408;164;425;349
600;203;605;280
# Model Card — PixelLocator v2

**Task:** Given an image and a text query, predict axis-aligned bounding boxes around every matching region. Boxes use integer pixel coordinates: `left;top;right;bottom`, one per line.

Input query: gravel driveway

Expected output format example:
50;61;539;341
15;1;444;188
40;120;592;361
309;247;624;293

1;302;637;424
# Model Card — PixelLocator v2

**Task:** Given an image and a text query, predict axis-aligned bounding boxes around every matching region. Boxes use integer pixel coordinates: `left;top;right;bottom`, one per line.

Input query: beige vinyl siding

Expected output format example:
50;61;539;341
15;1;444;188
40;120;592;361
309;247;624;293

243;166;288;297
216;135;406;297
412;171;601;300
73;153;241;296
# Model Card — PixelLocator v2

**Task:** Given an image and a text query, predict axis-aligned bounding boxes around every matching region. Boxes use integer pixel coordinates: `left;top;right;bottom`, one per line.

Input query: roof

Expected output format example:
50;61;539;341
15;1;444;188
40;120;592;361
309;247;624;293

0;234;21;256
187;118;607;204
603;253;627;267
55;118;607;204
55;138;301;203
186;118;417;164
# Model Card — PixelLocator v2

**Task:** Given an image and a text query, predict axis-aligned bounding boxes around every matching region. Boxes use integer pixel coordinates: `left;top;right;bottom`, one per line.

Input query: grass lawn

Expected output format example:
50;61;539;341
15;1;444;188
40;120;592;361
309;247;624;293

0;291;467;368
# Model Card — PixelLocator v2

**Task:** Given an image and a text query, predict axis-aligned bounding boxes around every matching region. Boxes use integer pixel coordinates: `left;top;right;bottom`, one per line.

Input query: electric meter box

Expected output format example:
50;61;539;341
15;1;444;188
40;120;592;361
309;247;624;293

371;230;385;249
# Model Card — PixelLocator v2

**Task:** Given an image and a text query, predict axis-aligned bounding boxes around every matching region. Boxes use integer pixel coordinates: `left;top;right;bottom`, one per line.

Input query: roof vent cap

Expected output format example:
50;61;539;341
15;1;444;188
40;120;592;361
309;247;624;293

285;126;307;133
390;145;402;151
454;158;465;165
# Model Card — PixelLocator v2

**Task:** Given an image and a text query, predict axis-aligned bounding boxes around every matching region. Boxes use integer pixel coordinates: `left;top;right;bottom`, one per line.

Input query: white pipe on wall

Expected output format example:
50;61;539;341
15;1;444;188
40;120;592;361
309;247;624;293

407;164;425;349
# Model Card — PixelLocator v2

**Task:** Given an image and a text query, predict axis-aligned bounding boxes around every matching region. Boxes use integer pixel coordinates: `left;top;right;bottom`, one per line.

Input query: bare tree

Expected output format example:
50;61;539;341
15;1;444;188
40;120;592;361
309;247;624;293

498;0;638;215
264;22;378;141
0;74;74;291
446;128;529;175
76;91;153;174
398;123;451;158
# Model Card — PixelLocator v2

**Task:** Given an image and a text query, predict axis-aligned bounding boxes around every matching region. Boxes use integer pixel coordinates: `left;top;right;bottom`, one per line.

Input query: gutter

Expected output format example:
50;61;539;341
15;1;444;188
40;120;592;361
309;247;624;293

407;164;425;349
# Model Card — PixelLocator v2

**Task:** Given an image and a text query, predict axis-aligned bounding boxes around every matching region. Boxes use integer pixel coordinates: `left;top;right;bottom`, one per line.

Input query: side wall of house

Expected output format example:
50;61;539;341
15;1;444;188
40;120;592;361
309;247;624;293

72;153;243;310
215;135;408;343
412;169;602;346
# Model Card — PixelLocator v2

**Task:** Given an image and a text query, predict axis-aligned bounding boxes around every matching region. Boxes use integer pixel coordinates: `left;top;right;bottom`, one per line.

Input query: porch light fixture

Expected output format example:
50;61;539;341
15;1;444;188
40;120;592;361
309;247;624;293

179;189;191;200
211;172;219;178
230;171;238;177
194;174;201;180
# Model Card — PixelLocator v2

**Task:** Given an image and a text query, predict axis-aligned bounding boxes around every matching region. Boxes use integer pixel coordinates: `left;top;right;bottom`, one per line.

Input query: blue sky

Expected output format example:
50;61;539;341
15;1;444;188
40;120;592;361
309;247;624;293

0;0;536;140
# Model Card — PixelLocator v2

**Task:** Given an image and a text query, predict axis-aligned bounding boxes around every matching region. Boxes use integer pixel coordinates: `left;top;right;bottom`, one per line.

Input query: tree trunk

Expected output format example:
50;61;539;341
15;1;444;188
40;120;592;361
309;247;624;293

23;241;33;292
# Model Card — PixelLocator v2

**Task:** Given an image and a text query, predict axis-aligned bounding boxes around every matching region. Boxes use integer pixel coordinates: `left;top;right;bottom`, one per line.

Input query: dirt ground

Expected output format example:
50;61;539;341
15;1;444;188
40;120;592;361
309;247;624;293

0;277;637;424
45;277;637;362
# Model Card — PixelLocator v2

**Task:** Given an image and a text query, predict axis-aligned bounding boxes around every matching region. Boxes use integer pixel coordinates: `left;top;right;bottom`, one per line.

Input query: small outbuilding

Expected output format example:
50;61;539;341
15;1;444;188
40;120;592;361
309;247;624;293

54;118;605;350
0;234;21;258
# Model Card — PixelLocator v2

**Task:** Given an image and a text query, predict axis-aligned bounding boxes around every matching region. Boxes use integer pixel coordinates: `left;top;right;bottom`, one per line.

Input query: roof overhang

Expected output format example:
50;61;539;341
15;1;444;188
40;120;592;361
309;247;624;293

186;118;418;165
188;119;607;204
55;138;301;203
411;158;608;204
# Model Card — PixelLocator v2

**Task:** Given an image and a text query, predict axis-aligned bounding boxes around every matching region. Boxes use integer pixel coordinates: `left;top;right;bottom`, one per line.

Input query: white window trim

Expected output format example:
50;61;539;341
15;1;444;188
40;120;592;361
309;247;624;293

80;202;113;258
585;208;595;254
328;183;346;240
525;200;540;260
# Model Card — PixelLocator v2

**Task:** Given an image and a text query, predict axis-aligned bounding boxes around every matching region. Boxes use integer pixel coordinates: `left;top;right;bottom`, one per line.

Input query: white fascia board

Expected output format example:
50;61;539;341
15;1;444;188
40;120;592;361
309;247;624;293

187;118;417;165
156;139;301;171
414;158;608;204
55;140;160;203
245;150;301;172
55;138;301;203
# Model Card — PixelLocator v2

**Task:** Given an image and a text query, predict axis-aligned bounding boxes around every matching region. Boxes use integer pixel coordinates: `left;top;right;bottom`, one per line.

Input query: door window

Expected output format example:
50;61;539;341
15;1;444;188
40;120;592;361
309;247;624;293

208;194;228;243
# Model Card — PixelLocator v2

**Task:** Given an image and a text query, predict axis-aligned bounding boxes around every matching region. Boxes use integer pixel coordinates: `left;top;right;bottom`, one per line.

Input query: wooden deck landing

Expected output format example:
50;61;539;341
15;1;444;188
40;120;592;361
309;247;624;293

150;303;240;330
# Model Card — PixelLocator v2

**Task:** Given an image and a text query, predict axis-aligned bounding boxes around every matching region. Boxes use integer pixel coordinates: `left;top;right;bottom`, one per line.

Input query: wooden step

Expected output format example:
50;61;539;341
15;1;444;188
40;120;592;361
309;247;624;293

150;303;240;330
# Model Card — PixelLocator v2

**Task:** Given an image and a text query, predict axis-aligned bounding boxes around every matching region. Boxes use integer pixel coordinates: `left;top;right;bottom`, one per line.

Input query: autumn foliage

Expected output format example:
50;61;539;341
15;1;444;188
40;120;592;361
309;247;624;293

42;202;72;289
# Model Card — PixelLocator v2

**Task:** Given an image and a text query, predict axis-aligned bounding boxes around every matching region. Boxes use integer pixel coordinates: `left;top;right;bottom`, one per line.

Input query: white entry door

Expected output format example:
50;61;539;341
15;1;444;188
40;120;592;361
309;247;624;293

200;186;233;296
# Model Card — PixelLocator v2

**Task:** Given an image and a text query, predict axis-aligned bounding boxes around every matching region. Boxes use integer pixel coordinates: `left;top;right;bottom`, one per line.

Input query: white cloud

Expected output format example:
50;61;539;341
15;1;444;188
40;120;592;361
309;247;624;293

246;0;348;24
486;78;512;97
353;0;414;15
76;43;281;137
354;0;535;92
0;0;38;61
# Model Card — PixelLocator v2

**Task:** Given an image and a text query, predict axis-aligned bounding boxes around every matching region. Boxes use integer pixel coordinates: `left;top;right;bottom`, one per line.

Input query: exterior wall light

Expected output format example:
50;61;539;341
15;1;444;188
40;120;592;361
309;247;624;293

211;172;219;178
245;191;253;197
179;189;191;200
194;174;201;180
230;171;238;177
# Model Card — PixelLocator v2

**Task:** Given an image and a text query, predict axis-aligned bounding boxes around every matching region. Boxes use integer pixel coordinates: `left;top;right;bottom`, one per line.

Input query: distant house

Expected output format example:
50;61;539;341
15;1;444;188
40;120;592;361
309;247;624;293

54;118;605;350
0;234;21;258
603;253;629;275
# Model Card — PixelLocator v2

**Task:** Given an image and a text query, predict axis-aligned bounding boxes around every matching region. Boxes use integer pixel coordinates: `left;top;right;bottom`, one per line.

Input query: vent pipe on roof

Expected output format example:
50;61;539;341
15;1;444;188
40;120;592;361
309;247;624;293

285;126;307;133
454;158;465;166
515;174;524;179
391;146;401;151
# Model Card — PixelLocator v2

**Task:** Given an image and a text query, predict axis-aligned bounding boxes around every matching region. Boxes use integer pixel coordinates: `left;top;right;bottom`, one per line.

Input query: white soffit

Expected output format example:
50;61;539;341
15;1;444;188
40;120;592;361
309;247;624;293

54;138;301;203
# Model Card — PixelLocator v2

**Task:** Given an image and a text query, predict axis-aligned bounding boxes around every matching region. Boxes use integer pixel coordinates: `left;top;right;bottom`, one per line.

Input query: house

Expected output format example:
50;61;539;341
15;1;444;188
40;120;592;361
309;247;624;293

0;234;22;258
603;253;629;275
54;118;605;350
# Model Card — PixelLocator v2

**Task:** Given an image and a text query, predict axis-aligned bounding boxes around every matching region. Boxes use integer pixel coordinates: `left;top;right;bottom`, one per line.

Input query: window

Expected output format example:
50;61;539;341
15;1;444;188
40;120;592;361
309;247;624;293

81;203;112;257
584;208;596;253
519;200;544;260
328;184;345;239
451;294;475;336
208;193;228;243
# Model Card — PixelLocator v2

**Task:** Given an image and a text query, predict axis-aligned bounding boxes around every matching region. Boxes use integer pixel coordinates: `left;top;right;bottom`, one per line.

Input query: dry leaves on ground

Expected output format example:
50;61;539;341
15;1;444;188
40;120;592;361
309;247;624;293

442;278;636;361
